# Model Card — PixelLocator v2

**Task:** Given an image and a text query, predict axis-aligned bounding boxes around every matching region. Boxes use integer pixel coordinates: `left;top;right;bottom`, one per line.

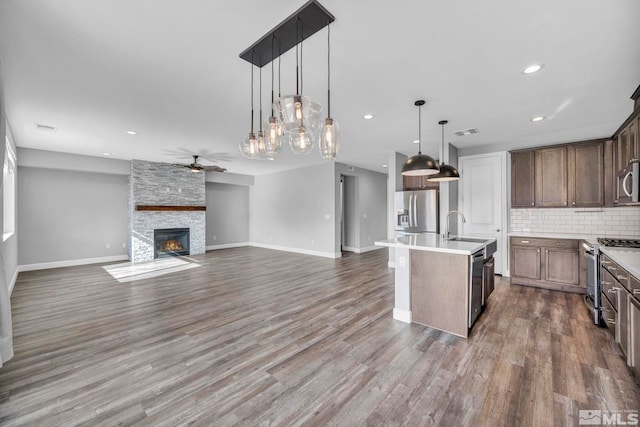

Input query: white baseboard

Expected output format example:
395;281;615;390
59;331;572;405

249;242;341;259
393;308;412;323
343;245;384;254
8;268;18;296
206;242;249;251
18;255;129;272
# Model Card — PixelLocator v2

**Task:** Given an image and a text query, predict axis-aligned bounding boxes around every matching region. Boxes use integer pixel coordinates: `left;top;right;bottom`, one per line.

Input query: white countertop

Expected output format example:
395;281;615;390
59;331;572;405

375;234;496;255
600;247;640;280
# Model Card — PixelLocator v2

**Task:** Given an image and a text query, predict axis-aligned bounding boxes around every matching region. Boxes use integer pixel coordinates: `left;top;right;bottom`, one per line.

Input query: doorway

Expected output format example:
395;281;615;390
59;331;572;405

458;152;508;275
340;175;357;253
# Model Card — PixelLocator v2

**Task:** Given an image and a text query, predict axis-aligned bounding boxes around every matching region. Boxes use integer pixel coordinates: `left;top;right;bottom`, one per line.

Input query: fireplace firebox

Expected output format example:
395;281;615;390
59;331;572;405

154;228;190;258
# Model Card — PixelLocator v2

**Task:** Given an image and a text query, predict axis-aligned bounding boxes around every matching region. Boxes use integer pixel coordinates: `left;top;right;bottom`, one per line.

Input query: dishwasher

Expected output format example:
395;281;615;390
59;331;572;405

469;250;484;328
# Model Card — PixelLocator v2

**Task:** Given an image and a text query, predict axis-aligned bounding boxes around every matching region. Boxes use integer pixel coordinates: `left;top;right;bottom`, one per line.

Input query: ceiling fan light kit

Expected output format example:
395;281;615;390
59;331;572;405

401;100;440;176
239;0;338;161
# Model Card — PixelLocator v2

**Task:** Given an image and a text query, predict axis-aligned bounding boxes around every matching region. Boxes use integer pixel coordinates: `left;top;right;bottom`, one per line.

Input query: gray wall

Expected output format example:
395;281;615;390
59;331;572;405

18;167;128;265
206;182;249;246
0;64;18;292
250;163;337;256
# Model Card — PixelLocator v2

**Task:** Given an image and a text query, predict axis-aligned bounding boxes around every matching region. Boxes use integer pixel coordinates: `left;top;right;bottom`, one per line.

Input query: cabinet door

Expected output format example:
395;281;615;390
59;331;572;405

543;247;579;285
618;288;630;362
616;127;631;174
535;147;568;207
511;245;541;280
511;151;535;207
403;175;439;191
570;142;604;207
631;297;640;378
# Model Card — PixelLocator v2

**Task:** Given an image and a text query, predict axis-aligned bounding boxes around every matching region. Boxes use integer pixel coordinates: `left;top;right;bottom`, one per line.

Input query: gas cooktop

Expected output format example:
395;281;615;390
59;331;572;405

597;237;640;248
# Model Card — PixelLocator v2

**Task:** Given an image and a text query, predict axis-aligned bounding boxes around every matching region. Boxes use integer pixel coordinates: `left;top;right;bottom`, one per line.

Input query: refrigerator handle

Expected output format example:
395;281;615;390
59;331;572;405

408;194;414;227
413;193;418;228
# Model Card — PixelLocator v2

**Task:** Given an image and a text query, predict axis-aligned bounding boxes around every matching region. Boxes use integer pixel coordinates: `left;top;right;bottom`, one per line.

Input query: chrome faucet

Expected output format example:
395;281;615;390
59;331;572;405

445;211;466;239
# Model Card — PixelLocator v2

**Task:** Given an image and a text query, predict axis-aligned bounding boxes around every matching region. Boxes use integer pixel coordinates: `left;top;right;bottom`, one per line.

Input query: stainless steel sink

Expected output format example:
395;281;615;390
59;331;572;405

446;237;489;243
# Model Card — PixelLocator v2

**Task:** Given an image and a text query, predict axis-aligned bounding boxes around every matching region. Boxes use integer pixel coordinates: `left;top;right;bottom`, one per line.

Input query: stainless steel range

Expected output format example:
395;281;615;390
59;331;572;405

584;237;640;325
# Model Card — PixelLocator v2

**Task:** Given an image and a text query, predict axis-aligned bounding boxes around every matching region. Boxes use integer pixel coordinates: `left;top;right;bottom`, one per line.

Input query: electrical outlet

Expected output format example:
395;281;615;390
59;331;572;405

122;242;126;248
106;243;110;249
324;214;330;220
398;256;406;267
213;235;217;240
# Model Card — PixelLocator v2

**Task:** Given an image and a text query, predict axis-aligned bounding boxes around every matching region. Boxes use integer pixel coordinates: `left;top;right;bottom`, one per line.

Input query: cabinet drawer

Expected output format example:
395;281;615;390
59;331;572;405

510;237;579;248
601;268;620;311
602;292;617;339
631;275;640;299
601;255;631;291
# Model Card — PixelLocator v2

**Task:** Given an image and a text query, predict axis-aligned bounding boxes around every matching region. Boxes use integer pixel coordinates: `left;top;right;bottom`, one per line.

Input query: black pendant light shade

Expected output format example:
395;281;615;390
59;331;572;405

401;100;439;176
429;120;460;181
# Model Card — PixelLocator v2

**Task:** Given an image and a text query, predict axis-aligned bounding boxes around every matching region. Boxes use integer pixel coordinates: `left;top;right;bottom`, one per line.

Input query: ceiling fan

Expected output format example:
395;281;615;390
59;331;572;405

176;155;227;173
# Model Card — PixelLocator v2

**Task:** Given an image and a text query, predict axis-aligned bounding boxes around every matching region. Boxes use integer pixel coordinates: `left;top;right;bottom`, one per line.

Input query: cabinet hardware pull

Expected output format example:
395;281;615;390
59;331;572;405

633;290;640;295
602;281;612;285
555;242;567;246
607;319;616;324
617;275;628;281
572;201;576;205
607;288;618;293
521;240;529;243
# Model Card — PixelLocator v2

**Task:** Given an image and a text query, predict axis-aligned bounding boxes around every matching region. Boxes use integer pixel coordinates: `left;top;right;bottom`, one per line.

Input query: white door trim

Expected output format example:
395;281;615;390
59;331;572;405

458;151;509;276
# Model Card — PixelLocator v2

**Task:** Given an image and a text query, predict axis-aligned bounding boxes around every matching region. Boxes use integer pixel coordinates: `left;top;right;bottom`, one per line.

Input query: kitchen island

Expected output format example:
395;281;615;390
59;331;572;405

376;234;497;338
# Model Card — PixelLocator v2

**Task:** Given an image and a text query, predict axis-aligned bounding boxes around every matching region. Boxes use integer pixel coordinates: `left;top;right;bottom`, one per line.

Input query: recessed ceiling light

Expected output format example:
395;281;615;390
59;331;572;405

382;164;388;168
126;130;137;135
413;139;420;144
531;116;546;122
103;152;111;156
523;64;544;74
363;114;374;120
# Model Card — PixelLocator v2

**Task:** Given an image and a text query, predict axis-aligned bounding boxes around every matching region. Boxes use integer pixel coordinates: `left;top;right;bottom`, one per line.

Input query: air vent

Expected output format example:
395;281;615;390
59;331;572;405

347;165;355;172
453;128;479;136
35;123;57;132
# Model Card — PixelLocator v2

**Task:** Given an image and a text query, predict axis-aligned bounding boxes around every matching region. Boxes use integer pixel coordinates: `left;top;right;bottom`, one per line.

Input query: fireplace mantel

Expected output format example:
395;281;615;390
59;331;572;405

135;205;206;211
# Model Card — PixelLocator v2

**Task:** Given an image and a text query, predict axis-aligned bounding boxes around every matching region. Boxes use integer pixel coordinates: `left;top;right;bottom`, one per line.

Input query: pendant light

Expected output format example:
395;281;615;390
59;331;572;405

256;66;267;158
276;18;322;154
264;36;283;160
319;22;339;160
429;120;460;181
401;100;439;176
239;51;260;159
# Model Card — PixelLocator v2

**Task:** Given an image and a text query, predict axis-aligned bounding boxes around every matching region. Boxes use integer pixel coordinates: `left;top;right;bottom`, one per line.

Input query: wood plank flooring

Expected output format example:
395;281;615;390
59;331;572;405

1;247;639;426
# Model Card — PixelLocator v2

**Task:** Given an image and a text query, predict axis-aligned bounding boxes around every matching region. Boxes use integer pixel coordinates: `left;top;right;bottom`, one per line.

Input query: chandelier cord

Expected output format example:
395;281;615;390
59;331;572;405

259;65;263;132
327;22;331;119
295;18;300;96
270;35;275;116
250;50;254;134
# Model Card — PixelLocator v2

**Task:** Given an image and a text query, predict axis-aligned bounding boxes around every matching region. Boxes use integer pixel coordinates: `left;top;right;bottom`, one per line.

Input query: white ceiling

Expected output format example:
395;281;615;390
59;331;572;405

1;0;639;175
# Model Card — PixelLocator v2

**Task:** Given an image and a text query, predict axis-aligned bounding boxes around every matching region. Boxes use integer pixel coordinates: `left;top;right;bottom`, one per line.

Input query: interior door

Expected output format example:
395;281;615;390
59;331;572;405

459;152;506;274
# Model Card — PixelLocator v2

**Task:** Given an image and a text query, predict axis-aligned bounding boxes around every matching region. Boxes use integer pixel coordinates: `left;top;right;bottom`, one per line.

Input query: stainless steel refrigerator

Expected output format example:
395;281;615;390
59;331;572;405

394;190;439;233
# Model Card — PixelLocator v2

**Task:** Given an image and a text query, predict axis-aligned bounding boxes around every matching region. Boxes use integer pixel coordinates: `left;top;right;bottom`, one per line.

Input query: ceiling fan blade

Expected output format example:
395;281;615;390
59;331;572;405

202;165;227;172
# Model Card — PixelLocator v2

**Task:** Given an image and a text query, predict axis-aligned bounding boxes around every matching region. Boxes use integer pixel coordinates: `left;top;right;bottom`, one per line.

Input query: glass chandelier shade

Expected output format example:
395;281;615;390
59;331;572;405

239;132;261;159
264;115;283;159
319;118;339;160
287;123;315;154
276;95;322;135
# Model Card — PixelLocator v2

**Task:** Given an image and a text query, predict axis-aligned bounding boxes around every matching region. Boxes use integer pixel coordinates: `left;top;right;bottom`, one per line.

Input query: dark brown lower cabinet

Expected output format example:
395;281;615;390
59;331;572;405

510;236;583;293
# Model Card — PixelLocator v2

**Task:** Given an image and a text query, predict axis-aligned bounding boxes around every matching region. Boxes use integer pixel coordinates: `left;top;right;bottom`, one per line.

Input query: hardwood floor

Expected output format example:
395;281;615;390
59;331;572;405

1;247;639;426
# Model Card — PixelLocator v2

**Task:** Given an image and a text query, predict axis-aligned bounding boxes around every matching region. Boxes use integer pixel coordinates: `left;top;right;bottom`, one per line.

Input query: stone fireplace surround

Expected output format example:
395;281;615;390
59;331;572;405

128;160;206;263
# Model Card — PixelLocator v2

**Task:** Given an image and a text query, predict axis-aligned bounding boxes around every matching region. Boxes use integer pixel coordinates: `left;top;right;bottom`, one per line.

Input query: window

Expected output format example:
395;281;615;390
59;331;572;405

3;136;16;241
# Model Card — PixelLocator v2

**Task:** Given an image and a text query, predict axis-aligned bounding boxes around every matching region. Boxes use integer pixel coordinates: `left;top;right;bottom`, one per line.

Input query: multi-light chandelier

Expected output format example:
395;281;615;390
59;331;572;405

238;0;338;161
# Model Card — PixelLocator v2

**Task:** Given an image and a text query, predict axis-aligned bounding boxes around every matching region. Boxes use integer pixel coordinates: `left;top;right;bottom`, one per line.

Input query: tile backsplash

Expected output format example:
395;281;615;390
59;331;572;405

510;207;640;237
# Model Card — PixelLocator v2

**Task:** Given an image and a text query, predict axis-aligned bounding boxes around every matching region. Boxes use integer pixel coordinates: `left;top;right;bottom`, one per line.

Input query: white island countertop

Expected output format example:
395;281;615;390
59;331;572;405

600;247;640;279
375;234;496;256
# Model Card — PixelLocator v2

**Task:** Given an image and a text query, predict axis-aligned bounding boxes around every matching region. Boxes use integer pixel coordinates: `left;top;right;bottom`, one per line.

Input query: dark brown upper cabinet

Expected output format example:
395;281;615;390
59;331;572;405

568;142;605;207
402;175;439;191
535;146;569;207
511;151;535;207
613;111;639;205
511;139;611;208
